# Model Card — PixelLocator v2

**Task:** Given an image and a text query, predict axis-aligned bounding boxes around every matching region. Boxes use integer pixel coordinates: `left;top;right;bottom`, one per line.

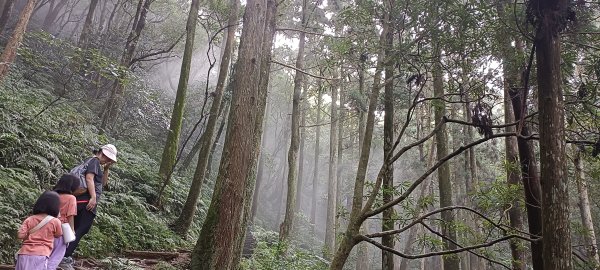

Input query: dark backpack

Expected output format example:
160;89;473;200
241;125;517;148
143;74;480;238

69;157;95;189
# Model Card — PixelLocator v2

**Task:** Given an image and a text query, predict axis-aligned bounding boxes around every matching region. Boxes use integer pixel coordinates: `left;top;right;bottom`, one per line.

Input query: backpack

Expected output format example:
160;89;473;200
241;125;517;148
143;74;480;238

69;157;95;189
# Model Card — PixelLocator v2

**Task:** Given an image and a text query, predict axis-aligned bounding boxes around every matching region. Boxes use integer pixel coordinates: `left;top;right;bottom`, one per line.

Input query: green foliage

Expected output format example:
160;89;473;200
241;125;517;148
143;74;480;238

241;227;328;270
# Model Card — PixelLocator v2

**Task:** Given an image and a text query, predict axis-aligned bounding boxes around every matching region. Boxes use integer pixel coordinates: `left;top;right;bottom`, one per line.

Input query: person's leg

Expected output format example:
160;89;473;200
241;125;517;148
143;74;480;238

47;237;65;269
16;255;48;270
64;204;95;257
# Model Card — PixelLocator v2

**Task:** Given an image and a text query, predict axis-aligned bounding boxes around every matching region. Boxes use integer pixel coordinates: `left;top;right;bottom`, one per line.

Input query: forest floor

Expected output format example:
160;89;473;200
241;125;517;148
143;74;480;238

0;250;191;270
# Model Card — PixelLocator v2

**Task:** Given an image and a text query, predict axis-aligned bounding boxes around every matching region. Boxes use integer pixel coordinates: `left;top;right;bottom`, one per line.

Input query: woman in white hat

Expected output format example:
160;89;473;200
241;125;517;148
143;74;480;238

59;144;117;269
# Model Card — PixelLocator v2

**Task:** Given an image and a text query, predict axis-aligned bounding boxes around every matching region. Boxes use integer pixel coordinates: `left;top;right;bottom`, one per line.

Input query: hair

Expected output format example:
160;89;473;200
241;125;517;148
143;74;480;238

53;174;80;194
92;148;101;155
32;191;60;217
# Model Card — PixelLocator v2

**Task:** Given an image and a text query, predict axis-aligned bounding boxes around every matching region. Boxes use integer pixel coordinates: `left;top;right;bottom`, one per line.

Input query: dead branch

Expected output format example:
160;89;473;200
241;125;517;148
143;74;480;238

129;32;185;67
276;27;346;38
271;60;340;81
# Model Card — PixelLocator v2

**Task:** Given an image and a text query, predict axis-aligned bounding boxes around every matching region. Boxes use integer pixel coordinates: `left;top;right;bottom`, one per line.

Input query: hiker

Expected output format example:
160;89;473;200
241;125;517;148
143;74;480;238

47;174;79;270
16;191;63;270
60;144;117;269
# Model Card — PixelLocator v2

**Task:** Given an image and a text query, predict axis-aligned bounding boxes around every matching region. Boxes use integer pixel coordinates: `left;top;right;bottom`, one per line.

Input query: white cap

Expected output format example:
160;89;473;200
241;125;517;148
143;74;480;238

101;144;118;162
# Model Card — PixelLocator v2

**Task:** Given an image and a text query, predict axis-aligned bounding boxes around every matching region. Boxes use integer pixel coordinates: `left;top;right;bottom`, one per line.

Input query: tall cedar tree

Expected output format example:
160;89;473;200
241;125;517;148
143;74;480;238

155;0;201;205
530;0;572;268
280;0;307;243
190;0;276;268
0;0;37;83
310;83;323;231
172;0;240;236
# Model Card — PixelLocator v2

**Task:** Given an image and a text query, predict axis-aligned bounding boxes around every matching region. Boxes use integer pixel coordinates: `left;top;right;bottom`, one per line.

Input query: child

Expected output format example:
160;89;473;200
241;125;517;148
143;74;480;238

16;191;63;270
47;174;79;270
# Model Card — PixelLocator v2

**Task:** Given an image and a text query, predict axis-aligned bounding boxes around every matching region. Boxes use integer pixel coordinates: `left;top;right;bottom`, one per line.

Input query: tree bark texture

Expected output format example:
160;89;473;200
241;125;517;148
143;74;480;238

531;1;572;268
381;16;395;270
296;80;308;214
172;0;239;236
0;0;36;83
280;0;307;242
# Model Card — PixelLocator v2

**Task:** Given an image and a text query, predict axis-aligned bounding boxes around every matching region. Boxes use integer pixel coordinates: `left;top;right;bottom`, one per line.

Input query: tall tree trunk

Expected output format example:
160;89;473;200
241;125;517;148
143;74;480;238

0;0;15;36
381;17;395;270
329;7;390;268
573;146;600;267
280;0;307;242
325;69;339;257
77;0;98;48
155;0;201;206
0;0;36;83
42;0;66;33
296;80;308;214
433;40;459;270
531;1;572;268
311;84;323;232
172;0;239;236
336;78;344;237
232;0;277;265
191;0;276;268
355;224;371;270
497;2;527;264
100;0;150;132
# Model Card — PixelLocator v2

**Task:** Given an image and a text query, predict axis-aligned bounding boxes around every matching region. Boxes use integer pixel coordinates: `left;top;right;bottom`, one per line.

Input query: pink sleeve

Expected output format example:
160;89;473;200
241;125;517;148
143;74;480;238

67;196;77;217
17;218;31;239
53;219;63;237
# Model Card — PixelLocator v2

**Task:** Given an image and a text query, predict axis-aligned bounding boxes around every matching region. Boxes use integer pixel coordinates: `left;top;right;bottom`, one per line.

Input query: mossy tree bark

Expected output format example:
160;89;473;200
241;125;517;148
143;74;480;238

0;0;36;83
172;0;239;236
156;0;201;206
530;1;572;268
280;0;307;243
190;0;276;268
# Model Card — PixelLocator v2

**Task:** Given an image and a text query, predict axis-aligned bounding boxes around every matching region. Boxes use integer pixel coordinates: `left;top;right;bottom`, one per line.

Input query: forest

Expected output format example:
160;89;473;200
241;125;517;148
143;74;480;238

0;0;599;269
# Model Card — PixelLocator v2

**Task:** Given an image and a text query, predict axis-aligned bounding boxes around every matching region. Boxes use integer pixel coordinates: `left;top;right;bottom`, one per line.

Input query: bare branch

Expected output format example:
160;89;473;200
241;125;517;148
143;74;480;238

271;60;340;81
276;27;346;38
129;32;185;67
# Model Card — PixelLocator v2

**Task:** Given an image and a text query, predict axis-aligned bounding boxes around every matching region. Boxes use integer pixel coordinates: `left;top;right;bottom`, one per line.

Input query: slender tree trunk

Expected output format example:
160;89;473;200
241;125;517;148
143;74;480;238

77;0;98;48
100;0;150;132
311;84;323;232
42;0;66;33
381;17;395;270
573;146;600;268
0;0;15;36
280;0;307;242
155;0;201;206
432;39;459;270
531;1;572;268
497;3;527;264
296;79;308;214
330;8;390;268
0;0;36;83
172;0;239;236
509;87;543;270
191;0;276;268
355;223;370;270
325;68;339;257
336;78;345;237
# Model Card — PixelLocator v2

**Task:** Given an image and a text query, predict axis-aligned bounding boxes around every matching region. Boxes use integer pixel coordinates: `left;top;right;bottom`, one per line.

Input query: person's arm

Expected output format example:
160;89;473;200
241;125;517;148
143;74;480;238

17;219;30;240
54;219;63;237
86;172;97;211
68;216;75;232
